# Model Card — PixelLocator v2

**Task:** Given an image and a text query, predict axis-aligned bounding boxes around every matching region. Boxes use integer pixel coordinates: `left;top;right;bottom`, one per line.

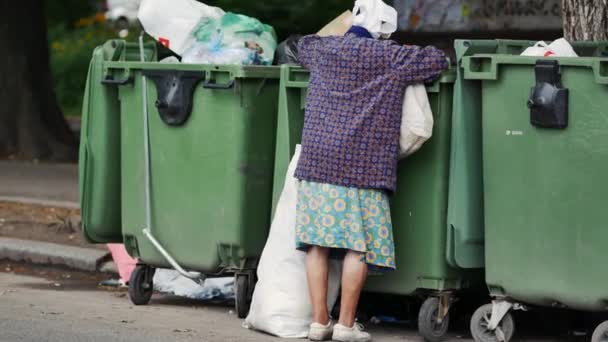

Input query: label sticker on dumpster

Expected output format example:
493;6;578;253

506;130;524;136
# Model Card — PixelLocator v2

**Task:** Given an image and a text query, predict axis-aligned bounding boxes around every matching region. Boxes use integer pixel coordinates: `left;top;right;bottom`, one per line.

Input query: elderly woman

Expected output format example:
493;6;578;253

294;1;449;341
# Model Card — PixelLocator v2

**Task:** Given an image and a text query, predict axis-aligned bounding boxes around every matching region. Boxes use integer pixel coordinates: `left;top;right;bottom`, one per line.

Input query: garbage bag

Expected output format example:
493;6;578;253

273;11;356;65
521;38;578;57
399;84;434;158
245;145;342;338
153;270;234;301
274;35;302;65
138;0;224;55
182;39;253;65
182;12;277;65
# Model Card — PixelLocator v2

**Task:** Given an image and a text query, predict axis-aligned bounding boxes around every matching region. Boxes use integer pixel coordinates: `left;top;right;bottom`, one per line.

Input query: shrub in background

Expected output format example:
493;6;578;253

49;24;119;117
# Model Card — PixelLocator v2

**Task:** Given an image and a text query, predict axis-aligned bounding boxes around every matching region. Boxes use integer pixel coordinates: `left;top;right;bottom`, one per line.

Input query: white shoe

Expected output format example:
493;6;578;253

332;323;371;342
308;321;334;341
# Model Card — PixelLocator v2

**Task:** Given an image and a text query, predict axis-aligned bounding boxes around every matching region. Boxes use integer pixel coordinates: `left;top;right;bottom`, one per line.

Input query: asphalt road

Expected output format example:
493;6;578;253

0;262;594;342
0;267;447;342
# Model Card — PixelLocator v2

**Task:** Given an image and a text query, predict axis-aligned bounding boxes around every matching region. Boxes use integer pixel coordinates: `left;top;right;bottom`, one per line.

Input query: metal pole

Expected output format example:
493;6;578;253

139;33;152;234
138;33;202;281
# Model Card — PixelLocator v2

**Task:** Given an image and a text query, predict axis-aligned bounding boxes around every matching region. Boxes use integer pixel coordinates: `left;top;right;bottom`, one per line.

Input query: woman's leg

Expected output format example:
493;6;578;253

338;250;368;327
307;246;331;324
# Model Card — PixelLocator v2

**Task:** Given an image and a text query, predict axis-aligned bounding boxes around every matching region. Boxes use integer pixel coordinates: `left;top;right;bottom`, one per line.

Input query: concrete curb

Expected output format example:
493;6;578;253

0;196;79;209
0;237;110;272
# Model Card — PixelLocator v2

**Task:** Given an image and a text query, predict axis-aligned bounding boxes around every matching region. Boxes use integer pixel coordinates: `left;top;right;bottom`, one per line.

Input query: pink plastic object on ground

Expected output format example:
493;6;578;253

107;244;138;282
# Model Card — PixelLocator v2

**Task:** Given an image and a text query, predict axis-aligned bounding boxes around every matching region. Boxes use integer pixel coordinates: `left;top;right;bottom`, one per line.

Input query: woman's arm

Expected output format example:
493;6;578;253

390;44;449;83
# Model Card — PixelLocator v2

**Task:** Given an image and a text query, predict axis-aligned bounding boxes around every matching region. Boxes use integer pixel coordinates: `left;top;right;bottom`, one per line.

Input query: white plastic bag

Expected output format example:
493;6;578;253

521;41;552;57
399;84;434;158
548;38;578;57
138;0;224;56
153;270;234;300
521;38;578;57
352;0;398;39
245;145;342;338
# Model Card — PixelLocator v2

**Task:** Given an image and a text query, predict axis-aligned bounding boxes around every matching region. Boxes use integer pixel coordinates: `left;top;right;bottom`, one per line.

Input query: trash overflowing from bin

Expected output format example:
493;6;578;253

274;35;302;65
153;270;234;301
520;37;578;57
182;12;277;65
137;0;225;56
100;244;235;301
138;0;276;65
79;0;608;340
273;10;353;65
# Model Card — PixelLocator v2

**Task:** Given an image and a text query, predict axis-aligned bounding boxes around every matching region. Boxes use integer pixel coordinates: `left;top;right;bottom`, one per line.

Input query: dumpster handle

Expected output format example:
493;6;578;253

284;80;309;88
138;32;203;284
528;60;568;129
202;79;235;89
101;74;134;85
593;60;608;84
283;66;309;88
142;70;205;126
462;56;498;80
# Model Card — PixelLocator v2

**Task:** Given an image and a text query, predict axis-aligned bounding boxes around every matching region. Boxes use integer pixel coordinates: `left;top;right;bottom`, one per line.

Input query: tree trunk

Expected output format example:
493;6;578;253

0;1;77;162
562;0;608;41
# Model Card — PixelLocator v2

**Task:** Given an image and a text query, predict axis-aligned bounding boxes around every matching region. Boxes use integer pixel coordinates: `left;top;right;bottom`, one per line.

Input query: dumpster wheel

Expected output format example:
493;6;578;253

128;264;155;306
418;296;450;342
235;274;251;319
470;304;515;342
592;321;608;342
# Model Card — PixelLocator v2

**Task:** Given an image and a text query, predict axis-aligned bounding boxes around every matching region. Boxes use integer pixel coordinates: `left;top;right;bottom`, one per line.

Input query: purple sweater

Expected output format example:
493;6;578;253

294;33;448;192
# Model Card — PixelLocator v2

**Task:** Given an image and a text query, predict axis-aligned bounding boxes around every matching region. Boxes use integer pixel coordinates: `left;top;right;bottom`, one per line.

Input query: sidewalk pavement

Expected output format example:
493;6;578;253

0;161;116;273
0;161;78;206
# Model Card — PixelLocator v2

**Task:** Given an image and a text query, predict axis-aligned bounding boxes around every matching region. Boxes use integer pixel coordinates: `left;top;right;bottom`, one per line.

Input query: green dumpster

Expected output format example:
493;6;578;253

447;39;608;272
457;40;608;342
272;64;483;342
87;39;280;317
79;40;157;244
447;40;542;270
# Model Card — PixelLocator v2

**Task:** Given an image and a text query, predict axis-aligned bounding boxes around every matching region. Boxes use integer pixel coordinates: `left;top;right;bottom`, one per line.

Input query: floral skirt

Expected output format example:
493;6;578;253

295;180;396;271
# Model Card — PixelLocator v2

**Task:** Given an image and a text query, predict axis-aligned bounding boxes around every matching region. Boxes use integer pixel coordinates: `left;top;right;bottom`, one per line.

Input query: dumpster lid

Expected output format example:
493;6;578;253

103;61;281;79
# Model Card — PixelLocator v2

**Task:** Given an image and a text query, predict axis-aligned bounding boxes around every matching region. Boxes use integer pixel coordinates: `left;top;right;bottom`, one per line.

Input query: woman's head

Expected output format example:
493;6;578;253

352;0;398;39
